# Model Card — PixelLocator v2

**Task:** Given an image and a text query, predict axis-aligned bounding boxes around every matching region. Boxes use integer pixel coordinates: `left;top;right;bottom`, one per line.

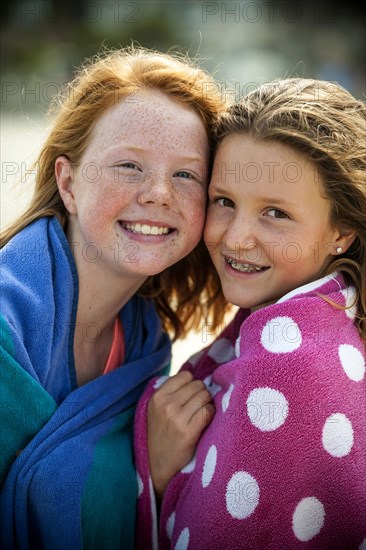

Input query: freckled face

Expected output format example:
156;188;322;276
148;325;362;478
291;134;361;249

204;135;340;310
59;89;210;283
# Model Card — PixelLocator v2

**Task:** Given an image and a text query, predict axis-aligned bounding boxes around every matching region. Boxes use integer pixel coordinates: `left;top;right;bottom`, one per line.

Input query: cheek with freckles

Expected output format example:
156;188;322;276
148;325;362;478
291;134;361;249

182;187;206;232
163;189;206;261
74;180;125;241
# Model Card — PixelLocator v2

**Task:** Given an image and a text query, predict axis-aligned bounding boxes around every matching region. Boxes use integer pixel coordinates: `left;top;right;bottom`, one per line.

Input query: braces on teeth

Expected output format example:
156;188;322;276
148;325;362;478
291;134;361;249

226;257;264;272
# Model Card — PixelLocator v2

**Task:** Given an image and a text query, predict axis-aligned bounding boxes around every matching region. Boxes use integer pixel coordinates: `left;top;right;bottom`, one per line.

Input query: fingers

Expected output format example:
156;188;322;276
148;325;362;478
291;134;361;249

152;370;209;408
156;370;193;394
185;386;214;424
172;379;210;408
149;370;215;440
165;382;214;431
189;402;215;436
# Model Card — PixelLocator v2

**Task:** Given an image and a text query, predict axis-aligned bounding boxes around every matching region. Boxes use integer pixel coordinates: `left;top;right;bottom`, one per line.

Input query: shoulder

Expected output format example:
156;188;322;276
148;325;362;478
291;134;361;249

243;273;354;330
1;217;75;331
1;217;63;275
237;274;362;361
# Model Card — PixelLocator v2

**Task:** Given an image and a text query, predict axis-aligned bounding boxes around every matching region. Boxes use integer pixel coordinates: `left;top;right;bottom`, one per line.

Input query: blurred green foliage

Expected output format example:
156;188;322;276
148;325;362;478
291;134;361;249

1;0;365;113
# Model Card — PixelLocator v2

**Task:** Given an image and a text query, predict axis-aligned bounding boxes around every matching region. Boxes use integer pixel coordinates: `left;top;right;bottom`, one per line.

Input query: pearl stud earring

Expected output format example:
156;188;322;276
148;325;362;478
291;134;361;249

336;246;343;254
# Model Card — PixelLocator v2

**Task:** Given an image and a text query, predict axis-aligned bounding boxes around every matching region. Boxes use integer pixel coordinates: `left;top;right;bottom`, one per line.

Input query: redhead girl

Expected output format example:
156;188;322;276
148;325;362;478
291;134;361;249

0;46;229;549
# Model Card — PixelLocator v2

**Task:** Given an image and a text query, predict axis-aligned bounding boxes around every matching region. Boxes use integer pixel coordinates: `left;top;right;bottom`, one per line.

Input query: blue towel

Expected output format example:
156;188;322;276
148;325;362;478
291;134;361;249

0;216;171;550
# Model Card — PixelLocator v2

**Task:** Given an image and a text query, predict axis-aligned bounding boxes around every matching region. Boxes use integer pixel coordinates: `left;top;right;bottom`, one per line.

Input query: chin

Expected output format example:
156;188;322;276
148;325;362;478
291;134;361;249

226;291;272;311
225;295;257;310
144;265;173;277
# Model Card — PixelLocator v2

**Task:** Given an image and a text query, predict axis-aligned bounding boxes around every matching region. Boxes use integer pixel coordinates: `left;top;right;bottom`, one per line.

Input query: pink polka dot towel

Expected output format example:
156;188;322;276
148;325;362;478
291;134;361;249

134;274;366;549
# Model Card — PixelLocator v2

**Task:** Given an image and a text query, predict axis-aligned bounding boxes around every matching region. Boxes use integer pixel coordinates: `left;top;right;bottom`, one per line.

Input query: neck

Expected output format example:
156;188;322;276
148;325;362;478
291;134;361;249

71;254;146;385
250;300;276;313
71;246;147;336
77;268;145;334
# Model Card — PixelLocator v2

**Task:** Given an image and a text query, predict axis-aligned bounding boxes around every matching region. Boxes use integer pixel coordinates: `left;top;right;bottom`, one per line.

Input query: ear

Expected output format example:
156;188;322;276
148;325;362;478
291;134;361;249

333;227;357;255
55;156;77;215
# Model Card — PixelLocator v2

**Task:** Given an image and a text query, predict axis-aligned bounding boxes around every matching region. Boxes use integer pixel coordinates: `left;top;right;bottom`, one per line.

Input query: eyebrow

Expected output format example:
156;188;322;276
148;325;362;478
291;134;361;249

260;197;297;207
209;186;230;195
112;144;205;163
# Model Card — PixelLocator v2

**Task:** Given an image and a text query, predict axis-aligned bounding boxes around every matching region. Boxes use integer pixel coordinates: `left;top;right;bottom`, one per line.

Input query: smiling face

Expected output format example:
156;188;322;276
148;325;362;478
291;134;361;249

204;135;343;310
56;89;209;286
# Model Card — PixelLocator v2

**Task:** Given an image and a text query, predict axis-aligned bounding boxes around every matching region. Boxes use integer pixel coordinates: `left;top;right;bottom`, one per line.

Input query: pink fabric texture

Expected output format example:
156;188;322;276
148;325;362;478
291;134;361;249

134;274;366;549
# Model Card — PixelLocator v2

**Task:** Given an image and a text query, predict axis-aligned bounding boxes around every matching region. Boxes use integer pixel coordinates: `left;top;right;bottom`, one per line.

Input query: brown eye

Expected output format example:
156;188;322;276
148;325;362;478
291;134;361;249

266;208;289;219
217;197;235;208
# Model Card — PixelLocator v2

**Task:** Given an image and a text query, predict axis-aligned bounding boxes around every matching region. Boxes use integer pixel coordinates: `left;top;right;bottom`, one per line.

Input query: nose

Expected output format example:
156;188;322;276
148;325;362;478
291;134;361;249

223;214;259;261
137;171;173;207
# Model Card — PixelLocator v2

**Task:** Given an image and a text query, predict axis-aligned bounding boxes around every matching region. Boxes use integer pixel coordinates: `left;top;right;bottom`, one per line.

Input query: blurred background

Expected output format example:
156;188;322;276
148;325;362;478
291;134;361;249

1;0;365;369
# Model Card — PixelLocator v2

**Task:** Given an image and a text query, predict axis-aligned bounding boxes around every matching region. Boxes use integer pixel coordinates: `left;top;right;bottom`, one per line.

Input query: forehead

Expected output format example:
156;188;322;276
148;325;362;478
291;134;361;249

213;134;319;180
87;89;208;155
212;134;329;201
215;134;309;162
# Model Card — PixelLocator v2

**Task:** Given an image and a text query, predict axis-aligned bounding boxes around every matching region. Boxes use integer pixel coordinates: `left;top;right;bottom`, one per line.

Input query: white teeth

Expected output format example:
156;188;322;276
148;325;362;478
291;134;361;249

226;258;264;273
124;223;170;235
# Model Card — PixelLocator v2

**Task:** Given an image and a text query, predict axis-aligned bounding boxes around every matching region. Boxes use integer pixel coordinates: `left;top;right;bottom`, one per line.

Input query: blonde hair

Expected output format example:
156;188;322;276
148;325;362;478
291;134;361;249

1;45;229;340
215;78;366;344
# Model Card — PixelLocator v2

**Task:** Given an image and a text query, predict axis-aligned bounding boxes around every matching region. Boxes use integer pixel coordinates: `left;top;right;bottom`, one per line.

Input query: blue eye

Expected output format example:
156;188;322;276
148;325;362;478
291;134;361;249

121;162;139;170
112;162;141;171
175;171;193;179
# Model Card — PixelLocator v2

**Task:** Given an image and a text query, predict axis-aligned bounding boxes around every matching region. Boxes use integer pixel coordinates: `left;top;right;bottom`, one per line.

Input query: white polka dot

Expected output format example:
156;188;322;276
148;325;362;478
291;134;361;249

222;383;234;412
166;512;175;540
322;413;354;457
226;471;259;519
341;287;357;319
359;538;366;550
261;316;302;353
188;350;205;367
136;473;144;498
292;497;325;541
153;375;169;389
203;375;212;386
174;527;189;550
202;445;217;488
339;344;365;382
235;336;241;358
203;375;222;397
181;453;196;473
207;338;236;363
247;387;288;431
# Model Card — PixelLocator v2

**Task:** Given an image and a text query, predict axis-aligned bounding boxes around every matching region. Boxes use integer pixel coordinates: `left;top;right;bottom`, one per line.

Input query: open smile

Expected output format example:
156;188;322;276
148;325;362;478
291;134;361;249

120;221;175;236
225;257;269;273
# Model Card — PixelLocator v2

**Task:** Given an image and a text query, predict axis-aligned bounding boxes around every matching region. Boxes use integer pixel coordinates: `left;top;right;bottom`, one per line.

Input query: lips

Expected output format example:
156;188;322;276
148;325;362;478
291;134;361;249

121;222;174;236
225;257;269;273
